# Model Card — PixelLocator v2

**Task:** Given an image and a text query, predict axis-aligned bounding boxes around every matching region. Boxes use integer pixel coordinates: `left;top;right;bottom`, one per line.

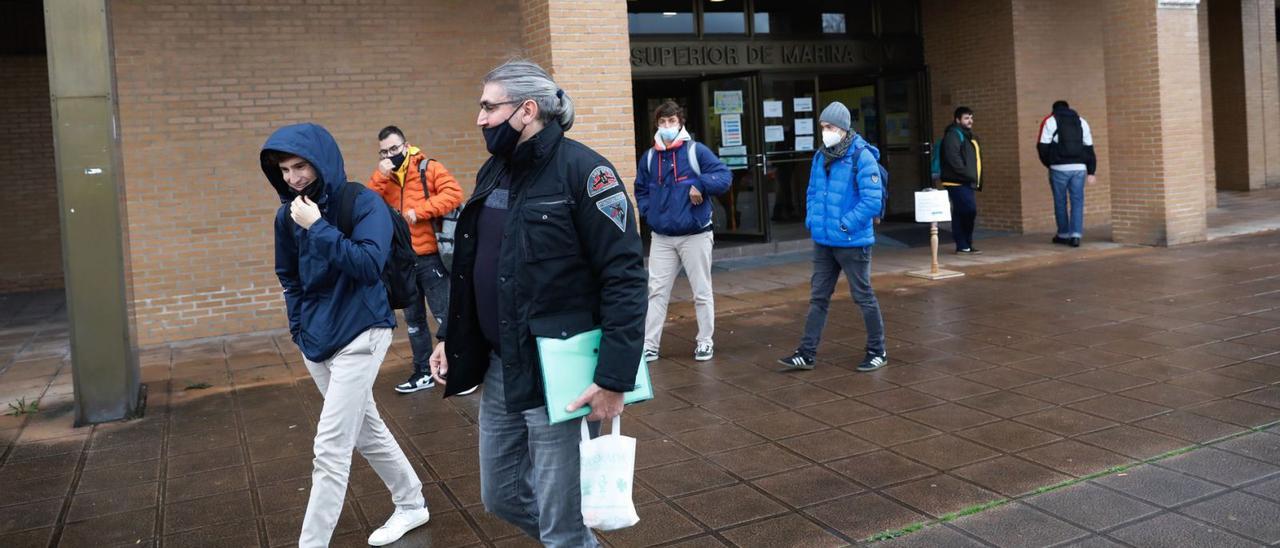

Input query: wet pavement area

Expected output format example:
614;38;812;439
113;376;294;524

4;224;1280;546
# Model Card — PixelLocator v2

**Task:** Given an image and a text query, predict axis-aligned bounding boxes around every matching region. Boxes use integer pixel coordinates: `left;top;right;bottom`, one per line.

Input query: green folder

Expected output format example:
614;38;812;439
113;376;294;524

537;328;653;424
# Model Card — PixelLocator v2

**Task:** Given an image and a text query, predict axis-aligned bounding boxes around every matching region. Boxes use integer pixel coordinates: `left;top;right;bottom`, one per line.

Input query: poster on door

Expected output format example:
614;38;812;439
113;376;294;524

720;114;743;147
714;91;744;114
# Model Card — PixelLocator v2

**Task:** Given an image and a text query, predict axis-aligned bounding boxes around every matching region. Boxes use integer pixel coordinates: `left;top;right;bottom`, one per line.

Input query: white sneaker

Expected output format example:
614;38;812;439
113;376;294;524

367;507;430;546
457;385;478;396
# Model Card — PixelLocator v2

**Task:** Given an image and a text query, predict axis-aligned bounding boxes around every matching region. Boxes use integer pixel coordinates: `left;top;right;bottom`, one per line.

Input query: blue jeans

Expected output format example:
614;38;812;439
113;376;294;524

404;253;449;375
946;185;977;251
1049;169;1086;238
799;244;885;359
479;354;600;548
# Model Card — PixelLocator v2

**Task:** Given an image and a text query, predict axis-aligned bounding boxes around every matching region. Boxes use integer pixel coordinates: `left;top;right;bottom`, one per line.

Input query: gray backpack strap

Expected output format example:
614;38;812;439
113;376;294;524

645;149;654;176
687;141;701;177
418;158;431;197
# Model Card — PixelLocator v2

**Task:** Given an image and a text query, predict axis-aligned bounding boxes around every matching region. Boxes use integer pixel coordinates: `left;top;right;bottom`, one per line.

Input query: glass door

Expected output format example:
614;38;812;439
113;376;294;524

878;72;931;218
757;74;818;243
700;74;764;238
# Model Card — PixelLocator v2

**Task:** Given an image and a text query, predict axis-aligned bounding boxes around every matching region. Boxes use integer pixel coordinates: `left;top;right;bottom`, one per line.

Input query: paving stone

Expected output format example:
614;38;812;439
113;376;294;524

1026;482;1160;531
805;492;927;541
1093;464;1227;507
951;502;1090;548
1157;448;1280;487
1109;512;1258;548
1183;491;1280;543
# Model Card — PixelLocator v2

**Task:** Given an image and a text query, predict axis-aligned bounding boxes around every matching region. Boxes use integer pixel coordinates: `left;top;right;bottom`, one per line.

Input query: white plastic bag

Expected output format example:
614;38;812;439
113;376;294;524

579;416;640;531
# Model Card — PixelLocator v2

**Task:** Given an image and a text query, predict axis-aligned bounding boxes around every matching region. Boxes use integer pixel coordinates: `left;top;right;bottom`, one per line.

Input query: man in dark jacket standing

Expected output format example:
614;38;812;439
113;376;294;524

428;60;646;547
635;100;731;363
940;106;982;254
1038;100;1097;247
261;124;428;547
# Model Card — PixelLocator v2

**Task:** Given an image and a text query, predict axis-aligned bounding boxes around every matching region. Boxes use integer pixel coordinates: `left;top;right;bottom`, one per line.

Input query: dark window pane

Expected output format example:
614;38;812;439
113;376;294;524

703;0;746;35
754;0;873;38
628;0;695;35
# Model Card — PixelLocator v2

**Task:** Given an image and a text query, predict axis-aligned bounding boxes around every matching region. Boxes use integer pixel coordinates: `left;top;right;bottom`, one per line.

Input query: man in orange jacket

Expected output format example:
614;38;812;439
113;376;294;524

368;126;466;394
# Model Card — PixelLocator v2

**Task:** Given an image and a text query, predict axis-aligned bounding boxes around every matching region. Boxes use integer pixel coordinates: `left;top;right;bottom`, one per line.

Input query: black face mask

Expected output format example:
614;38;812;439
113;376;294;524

483;105;526;158
293;178;325;202
388;152;406;170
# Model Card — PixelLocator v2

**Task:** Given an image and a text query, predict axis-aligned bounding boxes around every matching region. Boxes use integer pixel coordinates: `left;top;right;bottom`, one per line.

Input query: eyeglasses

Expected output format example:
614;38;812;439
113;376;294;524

378;142;406;159
479;99;528;113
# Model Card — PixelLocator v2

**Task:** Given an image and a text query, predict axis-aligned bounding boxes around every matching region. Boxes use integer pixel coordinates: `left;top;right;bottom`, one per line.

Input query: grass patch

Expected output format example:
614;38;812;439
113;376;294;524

939;499;1010;522
6;397;39;416
865;521;927;542
184;382;213;390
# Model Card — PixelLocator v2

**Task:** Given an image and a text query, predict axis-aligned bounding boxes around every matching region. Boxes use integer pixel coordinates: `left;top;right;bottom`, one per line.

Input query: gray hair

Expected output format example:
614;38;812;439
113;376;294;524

482;60;575;131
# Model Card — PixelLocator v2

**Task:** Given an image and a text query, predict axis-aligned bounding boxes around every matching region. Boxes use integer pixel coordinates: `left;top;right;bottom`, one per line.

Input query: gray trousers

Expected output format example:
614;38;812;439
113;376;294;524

479;353;600;547
299;327;425;547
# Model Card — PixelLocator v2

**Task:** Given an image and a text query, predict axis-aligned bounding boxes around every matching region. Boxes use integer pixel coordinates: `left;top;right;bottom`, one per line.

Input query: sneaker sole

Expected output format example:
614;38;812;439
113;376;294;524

394;384;434;394
694;354;713;362
778;360;815;370
368;513;430;546
456;386;478;396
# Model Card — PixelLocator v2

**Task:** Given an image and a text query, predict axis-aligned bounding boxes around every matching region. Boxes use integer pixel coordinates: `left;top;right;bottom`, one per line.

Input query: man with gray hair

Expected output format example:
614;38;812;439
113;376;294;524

429;60;647;547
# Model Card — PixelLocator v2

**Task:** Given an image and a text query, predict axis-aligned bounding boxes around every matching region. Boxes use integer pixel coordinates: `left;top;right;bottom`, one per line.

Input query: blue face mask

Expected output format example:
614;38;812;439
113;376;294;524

657;126;680;142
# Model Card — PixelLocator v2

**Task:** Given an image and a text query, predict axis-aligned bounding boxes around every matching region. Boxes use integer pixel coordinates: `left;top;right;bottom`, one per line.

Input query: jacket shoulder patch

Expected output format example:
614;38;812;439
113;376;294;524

595;193;628;232
587;165;619;198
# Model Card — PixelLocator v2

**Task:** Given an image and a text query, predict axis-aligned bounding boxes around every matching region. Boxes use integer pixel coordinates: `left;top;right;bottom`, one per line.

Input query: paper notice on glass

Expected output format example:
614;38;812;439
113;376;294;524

719;145;747;156
714;90;744;114
762;100;784;118
914;190;952;223
794;97;814;112
795;135;814;151
794;118;814;135
720;114;743;146
764;125;785;143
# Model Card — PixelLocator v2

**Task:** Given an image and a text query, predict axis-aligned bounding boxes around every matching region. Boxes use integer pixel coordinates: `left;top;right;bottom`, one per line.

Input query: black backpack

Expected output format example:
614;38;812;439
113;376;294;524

1053;111;1085;158
336;182;418;309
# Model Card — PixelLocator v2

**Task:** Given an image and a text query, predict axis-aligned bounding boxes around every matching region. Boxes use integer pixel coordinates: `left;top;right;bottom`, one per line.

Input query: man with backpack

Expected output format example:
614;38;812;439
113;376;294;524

367;126;467;394
1038;100;1097;247
939;106;982;254
261;123;430;547
635;100;731;363
778;101;887;373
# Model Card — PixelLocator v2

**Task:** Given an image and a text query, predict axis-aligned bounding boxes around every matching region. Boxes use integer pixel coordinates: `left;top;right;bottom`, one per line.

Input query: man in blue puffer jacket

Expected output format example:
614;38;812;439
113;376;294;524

261;123;429;547
634;101;732;363
778;101;888;373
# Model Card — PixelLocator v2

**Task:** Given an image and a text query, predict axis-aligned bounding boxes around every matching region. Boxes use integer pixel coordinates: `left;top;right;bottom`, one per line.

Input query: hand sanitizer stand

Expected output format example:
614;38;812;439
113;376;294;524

906;189;965;280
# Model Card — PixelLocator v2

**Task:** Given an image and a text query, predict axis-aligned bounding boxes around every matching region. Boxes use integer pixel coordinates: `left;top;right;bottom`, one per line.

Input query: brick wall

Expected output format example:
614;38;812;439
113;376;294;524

921;0;1022;232
520;0;637;186
1157;4;1209;245
0;55;63;293
1200;3;1217;208
1210;0;1280;191
109;0;524;345
1010;0;1112;237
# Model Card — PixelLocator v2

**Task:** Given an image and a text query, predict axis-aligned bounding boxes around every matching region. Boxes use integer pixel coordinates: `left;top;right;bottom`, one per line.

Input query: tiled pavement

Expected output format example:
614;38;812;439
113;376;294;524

5;227;1280;545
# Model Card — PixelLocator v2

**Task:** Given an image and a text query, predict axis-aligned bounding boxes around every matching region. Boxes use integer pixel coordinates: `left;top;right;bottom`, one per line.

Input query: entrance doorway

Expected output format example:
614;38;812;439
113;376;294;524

632;70;931;243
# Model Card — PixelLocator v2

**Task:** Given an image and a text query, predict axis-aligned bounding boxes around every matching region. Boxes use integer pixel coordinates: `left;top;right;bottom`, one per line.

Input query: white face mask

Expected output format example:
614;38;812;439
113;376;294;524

822;129;844;148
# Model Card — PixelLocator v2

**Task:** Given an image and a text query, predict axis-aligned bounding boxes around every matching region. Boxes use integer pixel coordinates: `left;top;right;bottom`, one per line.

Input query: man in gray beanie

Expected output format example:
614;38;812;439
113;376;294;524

778;101;887;373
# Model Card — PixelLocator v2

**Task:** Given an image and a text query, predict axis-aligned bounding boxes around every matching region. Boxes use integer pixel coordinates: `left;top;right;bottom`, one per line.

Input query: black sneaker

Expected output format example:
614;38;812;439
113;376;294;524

956;248;983;255
395;373;435;394
1052;236;1070;245
1070;237;1081;247
857;352;888;372
778;351;816;370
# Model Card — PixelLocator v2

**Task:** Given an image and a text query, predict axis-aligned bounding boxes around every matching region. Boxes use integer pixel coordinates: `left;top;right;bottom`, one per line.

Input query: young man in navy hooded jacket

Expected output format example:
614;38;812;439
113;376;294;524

778;102;887;373
634;101;731;362
261;123;428;547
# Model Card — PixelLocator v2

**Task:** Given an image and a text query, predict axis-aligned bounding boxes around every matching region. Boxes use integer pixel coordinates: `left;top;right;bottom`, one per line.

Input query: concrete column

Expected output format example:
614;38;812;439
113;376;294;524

44;0;141;424
1103;0;1208;246
1209;0;1280;190
518;0;637;184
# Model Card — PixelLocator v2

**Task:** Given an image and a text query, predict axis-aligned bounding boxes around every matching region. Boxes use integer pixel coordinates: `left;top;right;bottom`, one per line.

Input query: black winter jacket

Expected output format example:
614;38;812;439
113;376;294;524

442;123;647;413
940;123;982;190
